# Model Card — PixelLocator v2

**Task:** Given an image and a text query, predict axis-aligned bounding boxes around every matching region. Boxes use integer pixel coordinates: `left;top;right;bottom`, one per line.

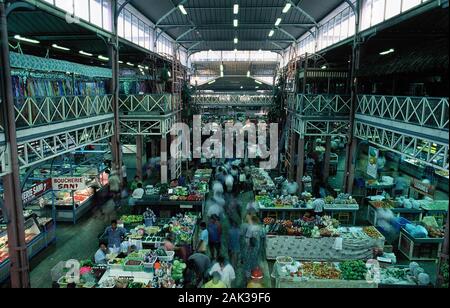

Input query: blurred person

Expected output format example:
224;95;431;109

207;215;222;260
94;242;110;264
203;271;227;289
209;256;236;288
228;220;241;269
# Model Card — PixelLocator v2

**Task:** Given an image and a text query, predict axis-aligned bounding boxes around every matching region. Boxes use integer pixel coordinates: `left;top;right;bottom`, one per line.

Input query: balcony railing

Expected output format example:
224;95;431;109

14;95;113;129
119;94;180;115
288;94;352;116
357;95;449;131
193;93;273;107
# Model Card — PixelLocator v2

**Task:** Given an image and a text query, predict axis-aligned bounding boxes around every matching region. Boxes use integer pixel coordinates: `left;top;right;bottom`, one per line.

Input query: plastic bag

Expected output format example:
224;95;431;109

422;216;439;229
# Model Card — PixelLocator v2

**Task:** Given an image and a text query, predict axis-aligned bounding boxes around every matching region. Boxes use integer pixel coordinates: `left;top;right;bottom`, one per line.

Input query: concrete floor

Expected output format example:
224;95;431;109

1;152;445;288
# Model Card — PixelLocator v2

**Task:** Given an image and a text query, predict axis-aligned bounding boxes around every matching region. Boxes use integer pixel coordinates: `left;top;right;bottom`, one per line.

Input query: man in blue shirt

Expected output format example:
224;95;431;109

94;242;110;264
101;220;127;249
197;222;209;253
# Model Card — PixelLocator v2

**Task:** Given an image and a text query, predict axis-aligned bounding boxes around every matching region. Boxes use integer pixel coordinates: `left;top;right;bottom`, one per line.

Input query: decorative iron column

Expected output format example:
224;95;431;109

0;0;30;288
344;0;361;194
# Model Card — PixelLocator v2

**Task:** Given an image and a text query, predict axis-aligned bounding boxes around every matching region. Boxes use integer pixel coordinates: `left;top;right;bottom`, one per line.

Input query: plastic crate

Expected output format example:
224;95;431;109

122;258;144;272
392;217;411;233
157;251;175;262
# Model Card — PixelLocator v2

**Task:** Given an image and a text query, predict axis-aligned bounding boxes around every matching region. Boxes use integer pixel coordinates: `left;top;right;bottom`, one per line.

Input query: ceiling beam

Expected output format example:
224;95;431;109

155;0;188;26
287;0;319;28
158;23;316;28
178;40;294;43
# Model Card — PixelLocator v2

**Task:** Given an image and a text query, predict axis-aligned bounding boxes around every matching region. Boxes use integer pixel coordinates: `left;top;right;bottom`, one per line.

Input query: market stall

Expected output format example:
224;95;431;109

398;226;445;261
0;216;55;283
134;180;207;217
367;200;424;225
264;216;385;261
257;193;359;225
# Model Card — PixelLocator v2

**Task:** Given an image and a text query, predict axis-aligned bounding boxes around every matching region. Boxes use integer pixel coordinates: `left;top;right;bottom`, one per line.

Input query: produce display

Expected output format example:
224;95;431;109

172;259;187;281
328;193;358;205
339;260;368;281
370;200;396;209
302;262;342;280
120;215;144;225
251;167;275;191
256;194;307;209
363;226;384;239
264;216;340;237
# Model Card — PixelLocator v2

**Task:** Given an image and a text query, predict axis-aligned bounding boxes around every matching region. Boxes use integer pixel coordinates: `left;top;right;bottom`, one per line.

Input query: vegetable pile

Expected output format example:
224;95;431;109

339;260;368;280
120;215;144;224
172;260;187;281
302;262;341;280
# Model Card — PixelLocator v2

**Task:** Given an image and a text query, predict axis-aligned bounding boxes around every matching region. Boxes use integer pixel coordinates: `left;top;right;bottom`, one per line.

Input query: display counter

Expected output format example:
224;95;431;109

251;167;275;193
31;167;109;224
398;228;444;261
265;227;384;261
134;199;204;218
0;216;56;283
400;158;449;193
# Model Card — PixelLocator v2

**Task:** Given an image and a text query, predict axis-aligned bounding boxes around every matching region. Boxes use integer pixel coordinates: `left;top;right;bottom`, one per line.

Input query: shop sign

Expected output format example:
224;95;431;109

52;177;86;191
22;179;52;204
411;179;435;195
367;146;379;179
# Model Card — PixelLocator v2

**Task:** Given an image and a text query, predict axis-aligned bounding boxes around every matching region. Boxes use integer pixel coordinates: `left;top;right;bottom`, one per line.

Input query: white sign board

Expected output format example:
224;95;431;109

52;177;86;191
367;146;379;179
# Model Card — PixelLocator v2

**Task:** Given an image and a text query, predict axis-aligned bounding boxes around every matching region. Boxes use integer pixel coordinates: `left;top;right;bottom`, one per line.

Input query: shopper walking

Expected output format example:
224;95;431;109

209;256;236;288
242;216;264;279
107;170;121;208
207;215;222;260
187;252;211;288
203;271;227;288
228;220;241;269
197;222;209;253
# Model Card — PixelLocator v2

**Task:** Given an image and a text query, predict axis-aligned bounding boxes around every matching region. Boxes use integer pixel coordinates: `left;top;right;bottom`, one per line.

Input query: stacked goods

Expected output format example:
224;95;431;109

120;215;144;225
333;193;358;205
265;217;340;238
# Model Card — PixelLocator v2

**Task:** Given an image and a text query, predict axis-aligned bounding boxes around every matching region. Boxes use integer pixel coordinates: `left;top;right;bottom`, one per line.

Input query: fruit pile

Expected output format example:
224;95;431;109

363;226;383;239
302;262;341;280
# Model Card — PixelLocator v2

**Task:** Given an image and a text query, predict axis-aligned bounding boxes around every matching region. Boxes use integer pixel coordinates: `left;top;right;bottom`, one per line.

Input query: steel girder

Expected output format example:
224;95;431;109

287;94;352;116
119;113;180;136
290;114;350;138
357;95;449;131
16;120;114;169
354;121;449;172
193;94;272;107
14;95;113;129
119;94;180;114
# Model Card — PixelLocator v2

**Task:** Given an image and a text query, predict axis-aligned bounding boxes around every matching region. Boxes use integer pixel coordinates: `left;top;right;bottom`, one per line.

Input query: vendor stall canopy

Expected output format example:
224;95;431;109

130;0;343;52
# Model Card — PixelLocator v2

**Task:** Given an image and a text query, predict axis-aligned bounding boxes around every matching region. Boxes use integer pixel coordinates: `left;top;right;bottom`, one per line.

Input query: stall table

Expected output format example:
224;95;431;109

265;227;383;261
367;201;423;226
134;198;204;218
398;228;444;261
260;204;359;225
365;183;394;198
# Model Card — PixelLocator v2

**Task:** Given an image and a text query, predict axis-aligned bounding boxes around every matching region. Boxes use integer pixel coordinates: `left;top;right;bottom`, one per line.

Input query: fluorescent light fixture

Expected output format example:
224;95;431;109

321;65;327;70
275;18;282;26
14;35;39;44
118;60;124;64
233;4;239;14
178;4;188;15
247;71;250;77
234;48;238;52
209;49;213;52
208;80;216;85
255;80;262;85
379;48;394;55
268;30;275;37
98;55;109;61
168;71;171;78
52;44;70;51
145;66;149;70
240;86;244;89
220;71;224;77
282;3;292;13
233;19;239;27
126;62;134;66
255;86;260;89
141;71;145;76
138;65;145;69
234;38;238;44
220;64;224;71
79;50;93;57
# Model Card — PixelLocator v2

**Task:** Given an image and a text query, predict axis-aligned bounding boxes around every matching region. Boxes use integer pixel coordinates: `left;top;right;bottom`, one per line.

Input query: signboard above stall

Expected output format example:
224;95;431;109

52;177;86;191
411;179;435;197
22;179;52;204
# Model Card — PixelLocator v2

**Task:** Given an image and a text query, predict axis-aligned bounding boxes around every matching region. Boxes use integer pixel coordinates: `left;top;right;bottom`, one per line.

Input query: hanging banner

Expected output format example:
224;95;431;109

367;146;379;179
22;179;52;204
52;177;86;191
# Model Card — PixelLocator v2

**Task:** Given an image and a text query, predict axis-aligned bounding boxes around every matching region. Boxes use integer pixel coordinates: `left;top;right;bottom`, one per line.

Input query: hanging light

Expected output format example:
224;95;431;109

234;37;238;44
268;30;275;37
52;44;70;51
126;62;134;66
321;65;327;70
379;48;395;55
178;4;188;15
98;55;110;61
79;50;93;57
233;4;239;14
208;80;216;85
14;35;40;44
233;19;239;27
282;3;292;13
247;71;251;77
255;80;262;85
275;18;282;26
